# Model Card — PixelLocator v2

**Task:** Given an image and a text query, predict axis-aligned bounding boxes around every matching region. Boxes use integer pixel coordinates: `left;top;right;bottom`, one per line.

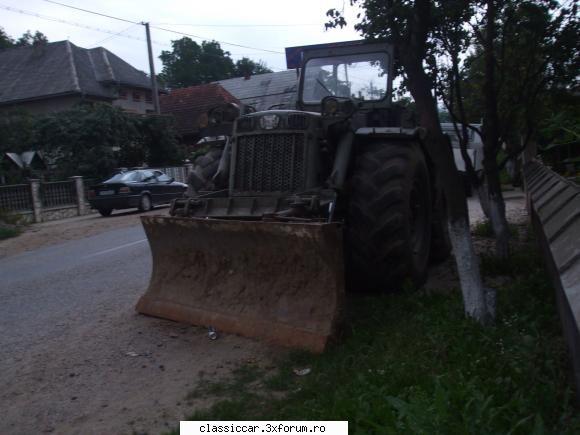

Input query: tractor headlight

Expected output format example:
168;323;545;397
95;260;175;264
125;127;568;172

323;97;339;115
259;114;280;130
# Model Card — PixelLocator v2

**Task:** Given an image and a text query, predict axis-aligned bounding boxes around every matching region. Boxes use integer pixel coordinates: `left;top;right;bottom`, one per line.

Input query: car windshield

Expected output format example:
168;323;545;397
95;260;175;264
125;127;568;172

301;52;389;104
105;171;142;183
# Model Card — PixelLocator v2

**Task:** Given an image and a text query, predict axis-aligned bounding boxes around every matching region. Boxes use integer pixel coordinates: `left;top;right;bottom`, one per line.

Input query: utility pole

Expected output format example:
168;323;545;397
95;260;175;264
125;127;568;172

143;22;160;114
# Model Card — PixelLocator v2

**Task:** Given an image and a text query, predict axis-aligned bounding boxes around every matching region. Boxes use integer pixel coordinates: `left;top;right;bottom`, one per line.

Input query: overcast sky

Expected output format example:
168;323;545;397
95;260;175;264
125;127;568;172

1;0;364;74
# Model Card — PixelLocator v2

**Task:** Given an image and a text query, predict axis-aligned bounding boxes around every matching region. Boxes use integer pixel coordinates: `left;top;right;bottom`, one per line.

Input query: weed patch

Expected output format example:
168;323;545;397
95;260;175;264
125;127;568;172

173;244;578;435
0;208;22;240
472;219;519;238
0;225;20;240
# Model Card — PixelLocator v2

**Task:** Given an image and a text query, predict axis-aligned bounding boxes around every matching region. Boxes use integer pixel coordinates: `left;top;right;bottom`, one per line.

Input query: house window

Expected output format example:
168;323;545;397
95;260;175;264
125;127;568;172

132;91;141;102
145;91;152;104
118;88;128;100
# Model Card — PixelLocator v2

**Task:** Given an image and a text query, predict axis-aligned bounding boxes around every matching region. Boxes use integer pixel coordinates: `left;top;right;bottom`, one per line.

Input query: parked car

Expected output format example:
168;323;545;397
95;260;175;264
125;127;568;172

88;169;187;217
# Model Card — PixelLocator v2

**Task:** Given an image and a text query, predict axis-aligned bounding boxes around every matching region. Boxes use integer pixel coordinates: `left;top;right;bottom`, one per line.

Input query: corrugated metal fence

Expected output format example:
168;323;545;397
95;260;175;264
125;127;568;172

524;160;580;396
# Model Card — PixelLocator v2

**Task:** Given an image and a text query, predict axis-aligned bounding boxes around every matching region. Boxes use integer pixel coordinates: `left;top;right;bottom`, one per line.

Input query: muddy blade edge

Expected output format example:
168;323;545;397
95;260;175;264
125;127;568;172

137;215;345;353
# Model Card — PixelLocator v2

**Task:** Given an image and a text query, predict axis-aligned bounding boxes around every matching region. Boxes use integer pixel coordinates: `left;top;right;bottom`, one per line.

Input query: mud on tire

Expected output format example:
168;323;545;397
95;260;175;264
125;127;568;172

347;142;432;292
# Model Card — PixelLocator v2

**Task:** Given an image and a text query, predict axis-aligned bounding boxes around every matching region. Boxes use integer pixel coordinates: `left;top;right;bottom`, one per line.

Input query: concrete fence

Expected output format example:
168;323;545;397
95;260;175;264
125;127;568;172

524;161;580;395
0;176;89;223
0;165;192;224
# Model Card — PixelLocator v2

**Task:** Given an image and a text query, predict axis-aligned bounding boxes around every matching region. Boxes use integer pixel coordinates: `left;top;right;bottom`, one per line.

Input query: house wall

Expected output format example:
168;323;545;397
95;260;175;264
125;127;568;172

0;96;85;114
0;91;156;115
112;86;155;114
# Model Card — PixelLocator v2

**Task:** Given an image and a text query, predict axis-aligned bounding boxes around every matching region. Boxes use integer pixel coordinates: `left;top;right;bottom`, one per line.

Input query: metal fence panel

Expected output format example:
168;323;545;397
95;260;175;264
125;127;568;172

0;184;32;211
41;180;76;208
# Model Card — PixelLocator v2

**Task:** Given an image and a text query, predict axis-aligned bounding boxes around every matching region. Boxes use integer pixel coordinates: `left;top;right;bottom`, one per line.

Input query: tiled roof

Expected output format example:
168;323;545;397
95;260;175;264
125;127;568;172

0;41;152;105
214;70;298;111
159;83;239;137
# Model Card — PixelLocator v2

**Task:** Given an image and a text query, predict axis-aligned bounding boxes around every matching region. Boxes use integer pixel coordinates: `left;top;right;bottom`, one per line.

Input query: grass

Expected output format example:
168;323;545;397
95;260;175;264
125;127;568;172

0;208;22;240
0;225;20;240
472;219;519;238
168;239;578;435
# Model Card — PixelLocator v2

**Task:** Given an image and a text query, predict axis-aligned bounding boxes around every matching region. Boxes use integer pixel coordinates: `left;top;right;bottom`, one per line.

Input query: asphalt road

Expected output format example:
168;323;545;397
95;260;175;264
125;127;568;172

0;219;270;435
0;224;150;355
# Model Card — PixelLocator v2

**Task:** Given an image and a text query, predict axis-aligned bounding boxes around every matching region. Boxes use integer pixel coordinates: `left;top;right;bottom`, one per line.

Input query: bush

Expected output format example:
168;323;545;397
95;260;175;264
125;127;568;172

0;103;185;182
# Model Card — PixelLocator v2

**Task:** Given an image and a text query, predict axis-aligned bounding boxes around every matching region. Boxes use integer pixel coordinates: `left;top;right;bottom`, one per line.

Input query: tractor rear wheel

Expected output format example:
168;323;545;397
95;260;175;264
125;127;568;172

347;142;432;292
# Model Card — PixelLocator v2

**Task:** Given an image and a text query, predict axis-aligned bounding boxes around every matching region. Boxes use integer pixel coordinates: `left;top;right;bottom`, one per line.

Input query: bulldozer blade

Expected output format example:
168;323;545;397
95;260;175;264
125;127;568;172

137;216;345;353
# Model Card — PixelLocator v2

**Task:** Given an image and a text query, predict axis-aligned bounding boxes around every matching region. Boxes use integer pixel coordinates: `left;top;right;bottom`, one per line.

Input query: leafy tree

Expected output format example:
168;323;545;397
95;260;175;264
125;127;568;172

0;28;48;49
0;27;14;49
1;104;184;181
140;115;184;167
234;57;272;77
0;110;37;154
327;0;491;323
15;30;48;46
158;38;235;87
158;38;273;87
327;0;579;322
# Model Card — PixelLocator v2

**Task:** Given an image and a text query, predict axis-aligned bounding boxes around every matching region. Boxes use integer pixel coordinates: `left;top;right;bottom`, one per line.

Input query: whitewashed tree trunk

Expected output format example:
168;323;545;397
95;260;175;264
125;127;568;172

448;216;495;322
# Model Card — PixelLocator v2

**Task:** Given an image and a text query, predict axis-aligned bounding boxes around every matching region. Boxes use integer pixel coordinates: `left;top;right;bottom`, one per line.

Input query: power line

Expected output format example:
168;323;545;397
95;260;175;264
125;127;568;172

42;0;138;25
0;4;166;45
151;26;284;54
40;0;285;54
152;23;320;27
89;23;140;47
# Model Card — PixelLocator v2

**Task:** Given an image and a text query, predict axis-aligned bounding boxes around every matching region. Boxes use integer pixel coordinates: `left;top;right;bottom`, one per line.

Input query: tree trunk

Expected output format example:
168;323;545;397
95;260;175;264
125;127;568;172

482;0;510;259
401;52;493;323
475;181;491;220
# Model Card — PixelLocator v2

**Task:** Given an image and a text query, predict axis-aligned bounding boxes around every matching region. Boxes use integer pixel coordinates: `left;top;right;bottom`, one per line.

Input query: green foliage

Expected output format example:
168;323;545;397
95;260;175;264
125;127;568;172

174;245;578;435
0;27;48;49
0;110;37;154
158;38;234;87
158;37;273;88
15;30;48;47
234;57;272;77
0;226;19;240
0;27;14;49
0;209;22;240
0;103;184;181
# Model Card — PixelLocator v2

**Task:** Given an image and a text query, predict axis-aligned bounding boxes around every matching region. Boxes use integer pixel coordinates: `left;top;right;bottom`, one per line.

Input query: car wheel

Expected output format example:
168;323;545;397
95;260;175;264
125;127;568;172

139;194;152;212
98;208;113;217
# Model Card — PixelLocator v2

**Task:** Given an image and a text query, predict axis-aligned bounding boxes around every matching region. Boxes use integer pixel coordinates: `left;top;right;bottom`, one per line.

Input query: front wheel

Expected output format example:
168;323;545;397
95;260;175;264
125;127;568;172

347;142;432;292
98;208;112;217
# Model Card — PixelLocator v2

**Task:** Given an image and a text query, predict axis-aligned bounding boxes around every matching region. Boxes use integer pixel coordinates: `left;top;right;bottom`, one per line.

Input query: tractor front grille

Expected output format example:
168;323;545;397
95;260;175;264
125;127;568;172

234;133;306;193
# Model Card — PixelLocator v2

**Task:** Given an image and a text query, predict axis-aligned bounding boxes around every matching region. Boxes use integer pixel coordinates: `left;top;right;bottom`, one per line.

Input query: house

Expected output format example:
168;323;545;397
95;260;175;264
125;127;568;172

0;41;158;114
214;70;298;111
0;151;46;184
159;83;239;145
